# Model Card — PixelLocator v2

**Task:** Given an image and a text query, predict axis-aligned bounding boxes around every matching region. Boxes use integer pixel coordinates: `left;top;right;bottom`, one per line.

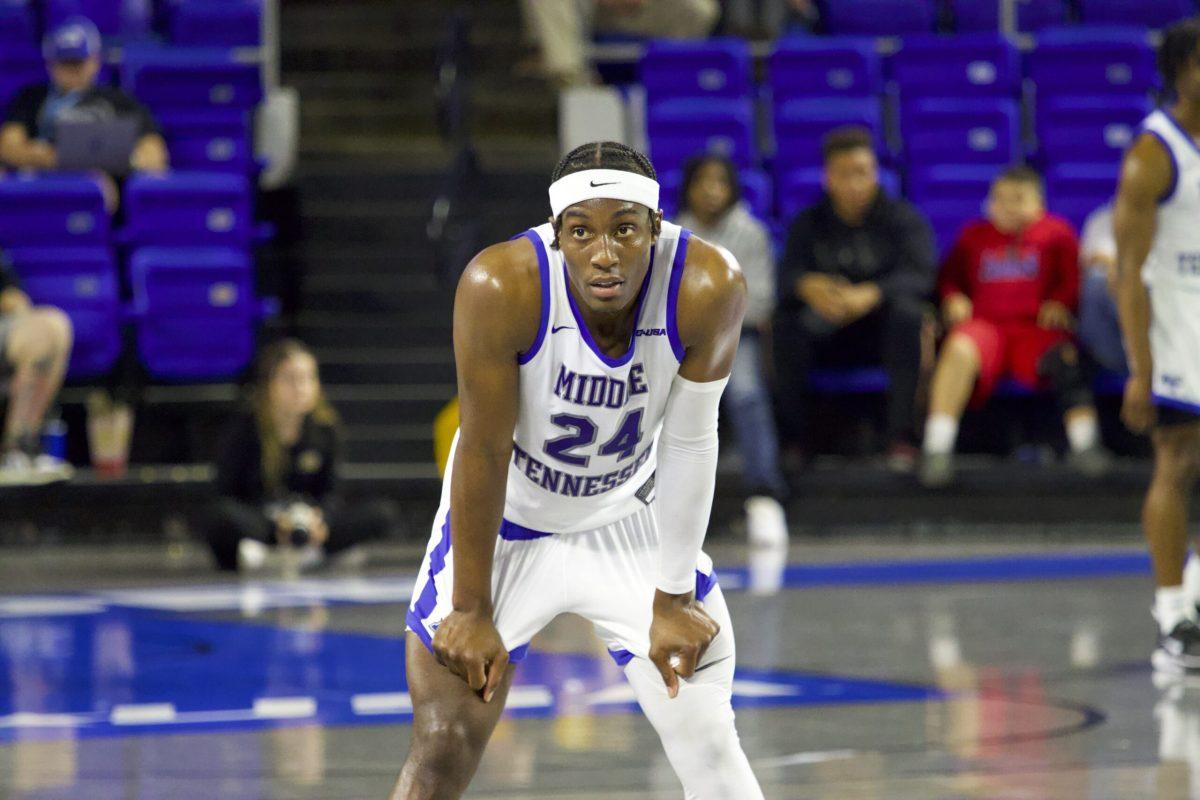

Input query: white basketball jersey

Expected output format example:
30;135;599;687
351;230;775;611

1141;110;1200;410
501;220;691;533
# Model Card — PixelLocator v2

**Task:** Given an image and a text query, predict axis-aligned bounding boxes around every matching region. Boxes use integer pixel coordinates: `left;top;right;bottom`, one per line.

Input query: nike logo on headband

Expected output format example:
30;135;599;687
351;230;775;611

589;180;619;187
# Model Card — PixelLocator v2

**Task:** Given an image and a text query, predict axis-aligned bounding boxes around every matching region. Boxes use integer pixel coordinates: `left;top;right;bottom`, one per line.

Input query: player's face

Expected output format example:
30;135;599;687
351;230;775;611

49;57;100;93
824;148;879;222
558;199;660;314
686;161;734;222
269;352;321;419
987;180;1044;234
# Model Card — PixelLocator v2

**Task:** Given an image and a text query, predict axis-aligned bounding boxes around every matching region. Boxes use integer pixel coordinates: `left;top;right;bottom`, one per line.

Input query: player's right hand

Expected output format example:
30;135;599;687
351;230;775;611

431;609;510;703
1121;374;1155;434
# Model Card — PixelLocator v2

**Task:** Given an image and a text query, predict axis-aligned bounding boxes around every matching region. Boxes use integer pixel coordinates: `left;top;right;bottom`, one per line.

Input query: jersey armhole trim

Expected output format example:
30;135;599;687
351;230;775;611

516;230;552;365
1143;129;1179;206
666;229;691;363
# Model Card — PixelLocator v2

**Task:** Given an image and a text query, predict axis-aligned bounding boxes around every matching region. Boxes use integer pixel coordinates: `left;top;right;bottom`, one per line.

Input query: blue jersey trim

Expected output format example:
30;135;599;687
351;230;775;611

499;519;555;541
516;230;552;366
562;245;656;368
666;229;691;363
1153;393;1200;415
1143;128;1179;206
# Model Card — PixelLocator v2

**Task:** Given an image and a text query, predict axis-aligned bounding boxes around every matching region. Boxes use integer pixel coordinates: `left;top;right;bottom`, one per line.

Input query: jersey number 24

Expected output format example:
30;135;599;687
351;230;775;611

543;409;644;468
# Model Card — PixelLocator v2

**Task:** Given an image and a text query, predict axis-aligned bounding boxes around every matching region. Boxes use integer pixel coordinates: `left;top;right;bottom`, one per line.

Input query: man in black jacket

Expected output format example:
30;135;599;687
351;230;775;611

774;126;936;470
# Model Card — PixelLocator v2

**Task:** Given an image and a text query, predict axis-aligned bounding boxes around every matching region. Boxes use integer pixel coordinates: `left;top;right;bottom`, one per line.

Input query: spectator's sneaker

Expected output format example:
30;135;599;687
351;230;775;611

1153;618;1200;674
32;454;73;483
1068;444;1113;478
0;451;51;486
885;441;919;474
237;538;270;572
919;452;955;488
745;495;788;548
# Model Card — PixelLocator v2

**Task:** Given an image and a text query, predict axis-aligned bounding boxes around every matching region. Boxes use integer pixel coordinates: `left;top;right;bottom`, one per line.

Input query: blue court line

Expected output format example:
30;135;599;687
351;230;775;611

715;550;1152;590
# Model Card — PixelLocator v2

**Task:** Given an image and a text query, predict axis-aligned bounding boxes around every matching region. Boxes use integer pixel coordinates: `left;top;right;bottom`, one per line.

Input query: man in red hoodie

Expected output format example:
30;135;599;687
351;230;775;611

919;165;1110;486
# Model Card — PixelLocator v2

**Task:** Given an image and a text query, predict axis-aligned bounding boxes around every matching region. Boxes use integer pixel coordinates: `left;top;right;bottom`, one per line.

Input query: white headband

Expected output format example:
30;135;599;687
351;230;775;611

548;169;660;218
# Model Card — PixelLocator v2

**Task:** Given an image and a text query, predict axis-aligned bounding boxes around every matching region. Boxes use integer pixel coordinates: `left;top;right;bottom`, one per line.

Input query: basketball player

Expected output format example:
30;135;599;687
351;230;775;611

1116;18;1200;672
390;142;765;799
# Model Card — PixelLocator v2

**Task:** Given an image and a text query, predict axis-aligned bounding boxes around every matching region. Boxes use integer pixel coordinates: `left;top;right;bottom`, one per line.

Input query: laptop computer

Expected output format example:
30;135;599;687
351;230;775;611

55;117;140;175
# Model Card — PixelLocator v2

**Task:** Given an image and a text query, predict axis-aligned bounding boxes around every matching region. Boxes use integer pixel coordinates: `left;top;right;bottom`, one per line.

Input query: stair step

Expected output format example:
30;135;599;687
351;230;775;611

326;383;456;427
318;346;455;384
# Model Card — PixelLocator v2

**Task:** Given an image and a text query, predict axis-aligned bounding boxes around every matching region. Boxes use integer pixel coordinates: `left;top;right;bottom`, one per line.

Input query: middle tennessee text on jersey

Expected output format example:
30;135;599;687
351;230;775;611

496;220;692;534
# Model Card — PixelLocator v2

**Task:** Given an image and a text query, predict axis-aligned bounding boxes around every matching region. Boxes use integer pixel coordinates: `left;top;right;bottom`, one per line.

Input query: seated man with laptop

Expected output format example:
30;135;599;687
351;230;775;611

0;16;169;180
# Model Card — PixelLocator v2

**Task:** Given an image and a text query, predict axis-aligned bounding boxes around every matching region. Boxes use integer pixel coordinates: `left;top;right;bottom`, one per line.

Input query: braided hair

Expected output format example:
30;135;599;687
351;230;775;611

549;141;660;249
1159;17;1200;101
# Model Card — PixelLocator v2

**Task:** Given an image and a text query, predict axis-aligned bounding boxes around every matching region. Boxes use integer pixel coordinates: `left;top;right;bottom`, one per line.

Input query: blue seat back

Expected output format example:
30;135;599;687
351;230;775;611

123;172;253;246
1077;0;1192;28
45;0;152;39
131;246;255;380
640;39;752;106
1037;95;1149;165
0;1;34;43
647;98;757;173
890;34;1020;99
1045;162;1119;232
824;0;933;34
1028;28;1156;100
0;46;43;114
0;175;109;248
769;37;882;104
7;247;121;378
773;97;884;172
122;47;264;113
902;98;1019;167
157;110;254;172
953;0;1068;32
169;0;261;46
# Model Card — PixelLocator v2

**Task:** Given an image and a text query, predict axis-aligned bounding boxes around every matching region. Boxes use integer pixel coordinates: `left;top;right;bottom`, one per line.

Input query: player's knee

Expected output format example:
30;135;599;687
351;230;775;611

1155;435;1200;486
35;307;73;354
410;716;485;770
941;332;979;367
1038;343;1092;409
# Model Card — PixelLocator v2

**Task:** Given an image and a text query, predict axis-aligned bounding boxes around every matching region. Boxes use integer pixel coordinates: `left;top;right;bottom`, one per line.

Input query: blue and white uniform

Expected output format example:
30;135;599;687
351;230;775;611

406;221;720;665
1141;110;1200;414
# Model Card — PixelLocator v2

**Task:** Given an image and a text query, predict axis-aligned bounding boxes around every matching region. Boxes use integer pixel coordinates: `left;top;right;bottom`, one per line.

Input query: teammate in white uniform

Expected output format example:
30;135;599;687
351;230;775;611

391;142;765;799
1116;18;1200;672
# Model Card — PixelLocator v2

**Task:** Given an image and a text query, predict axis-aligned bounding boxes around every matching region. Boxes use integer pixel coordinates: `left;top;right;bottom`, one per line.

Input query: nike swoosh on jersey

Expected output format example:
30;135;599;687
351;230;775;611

552;325;575;333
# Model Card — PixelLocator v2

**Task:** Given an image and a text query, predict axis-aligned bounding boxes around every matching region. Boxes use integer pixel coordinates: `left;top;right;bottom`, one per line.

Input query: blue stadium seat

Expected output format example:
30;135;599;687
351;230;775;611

640;39;752;107
1077;0;1192;29
823;0;934;35
45;0;152;40
1028;28;1156;101
953;0;1068;33
1037;95;1149;166
646;98;757;173
1045;162;1118;232
773;97;884;172
0;45;43;115
0;1;34;44
890;34;1020;99
768;37;882;104
7;247;122;379
121;47;264;114
130;246;256;381
777;166;900;223
157;110;254;173
659;167;772;220
905;163;994;254
902;98;1020;167
0;175;109;249
123;172;253;247
169;0;261;47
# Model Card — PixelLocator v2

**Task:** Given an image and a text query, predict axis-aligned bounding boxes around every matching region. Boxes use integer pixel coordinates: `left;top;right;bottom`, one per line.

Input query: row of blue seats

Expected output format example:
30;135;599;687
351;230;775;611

812;0;1193;35
0;0;261;48
8;245;262;381
0;173;261;249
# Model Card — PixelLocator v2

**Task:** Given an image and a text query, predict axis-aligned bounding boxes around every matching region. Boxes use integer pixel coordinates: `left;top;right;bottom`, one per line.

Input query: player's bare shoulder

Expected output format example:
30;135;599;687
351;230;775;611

1120;130;1175;200
454;236;543;356
675;234;748;346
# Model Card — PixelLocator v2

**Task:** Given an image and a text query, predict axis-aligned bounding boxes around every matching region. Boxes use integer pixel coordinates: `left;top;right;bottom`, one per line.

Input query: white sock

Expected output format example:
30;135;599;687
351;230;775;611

923;414;959;455
1156;585;1193;635
1066;414;1099;453
1184;554;1200;606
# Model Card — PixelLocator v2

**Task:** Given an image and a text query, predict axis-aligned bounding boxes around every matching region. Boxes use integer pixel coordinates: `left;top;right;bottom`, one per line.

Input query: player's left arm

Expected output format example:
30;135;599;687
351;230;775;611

648;236;747;698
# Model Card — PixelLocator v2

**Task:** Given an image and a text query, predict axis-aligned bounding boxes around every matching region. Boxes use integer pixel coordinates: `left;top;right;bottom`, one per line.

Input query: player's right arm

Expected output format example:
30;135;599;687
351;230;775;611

433;237;541;702
1114;133;1171;433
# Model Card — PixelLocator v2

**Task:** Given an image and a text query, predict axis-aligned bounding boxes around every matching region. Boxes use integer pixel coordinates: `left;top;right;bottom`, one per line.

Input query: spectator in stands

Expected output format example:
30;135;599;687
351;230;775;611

520;0;720;87
676;154;788;546
920;166;1110;487
202;339;396;572
774;126;935;472
0;17;168;178
0;249;74;485
1076;200;1128;374
724;0;818;37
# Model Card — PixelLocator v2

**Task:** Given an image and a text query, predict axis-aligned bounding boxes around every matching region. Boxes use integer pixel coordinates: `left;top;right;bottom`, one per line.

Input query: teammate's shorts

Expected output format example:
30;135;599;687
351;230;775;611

405;502;719;666
950;319;1071;406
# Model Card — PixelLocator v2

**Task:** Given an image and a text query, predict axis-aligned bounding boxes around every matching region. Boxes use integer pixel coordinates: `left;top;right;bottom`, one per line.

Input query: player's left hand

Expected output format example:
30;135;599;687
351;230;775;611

648;590;720;699
1037;300;1074;331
